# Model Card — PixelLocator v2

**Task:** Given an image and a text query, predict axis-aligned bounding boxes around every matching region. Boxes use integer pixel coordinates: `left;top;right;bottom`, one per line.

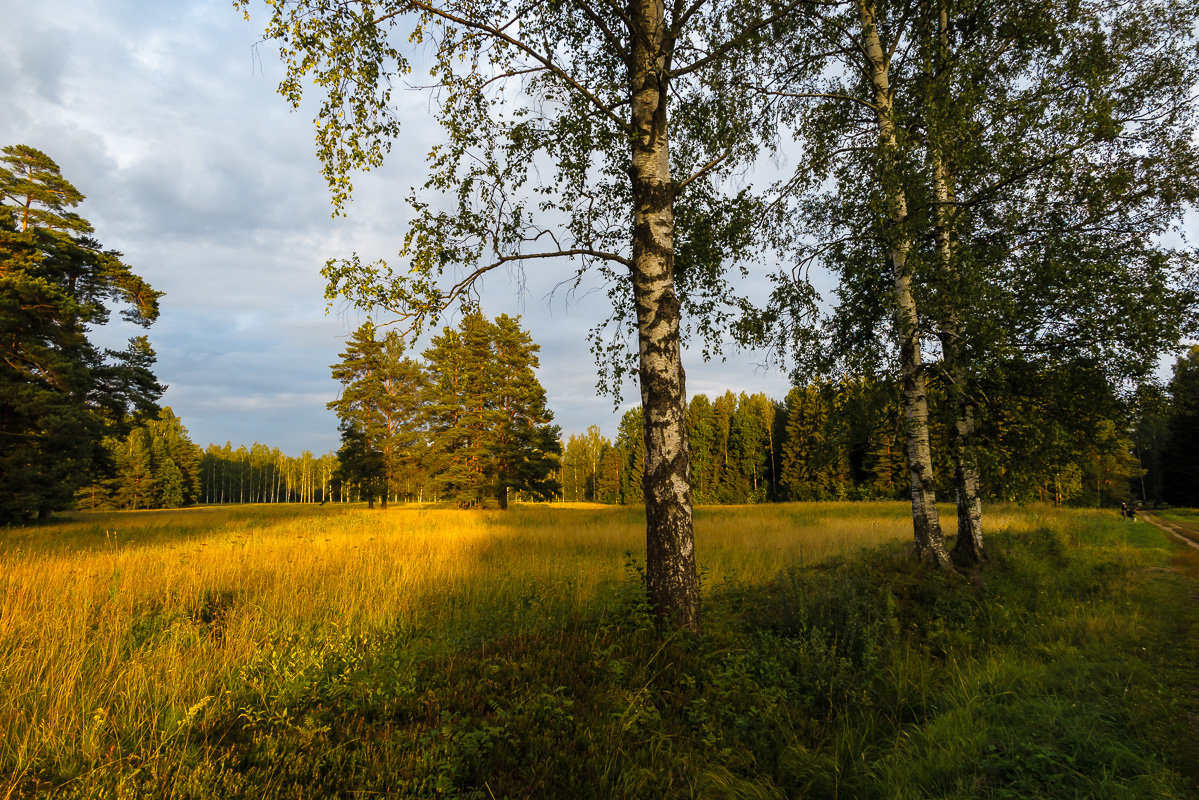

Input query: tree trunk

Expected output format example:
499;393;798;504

860;2;952;569
931;160;986;564
628;0;700;632
497;484;509;510
927;5;985;565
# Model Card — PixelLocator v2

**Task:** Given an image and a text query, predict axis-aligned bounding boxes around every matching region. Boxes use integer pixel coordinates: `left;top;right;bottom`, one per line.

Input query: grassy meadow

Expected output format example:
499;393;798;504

2;502;1196;798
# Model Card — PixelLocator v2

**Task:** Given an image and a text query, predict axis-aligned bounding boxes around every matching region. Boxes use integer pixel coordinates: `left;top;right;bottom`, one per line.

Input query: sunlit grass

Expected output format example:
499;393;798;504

1;501;1183;798
0;502;930;775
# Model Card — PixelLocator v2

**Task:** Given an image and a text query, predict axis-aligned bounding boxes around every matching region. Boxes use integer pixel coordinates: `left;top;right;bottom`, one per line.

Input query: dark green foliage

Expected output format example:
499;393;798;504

972;360;1143;506
328;322;426;507
626;362;1144;507
614;407;645;506
779;383;849;500
332;420;386;507
82;408;203;511
423;311;561;508
0;144;164;522
1162;346;1199;506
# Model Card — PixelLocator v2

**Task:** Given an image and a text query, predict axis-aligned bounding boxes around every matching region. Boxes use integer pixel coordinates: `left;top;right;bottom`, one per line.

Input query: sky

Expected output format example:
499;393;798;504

0;0;796;454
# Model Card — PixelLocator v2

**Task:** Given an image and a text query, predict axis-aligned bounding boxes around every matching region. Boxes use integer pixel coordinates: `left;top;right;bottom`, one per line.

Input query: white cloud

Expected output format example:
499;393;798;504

2;0;798;453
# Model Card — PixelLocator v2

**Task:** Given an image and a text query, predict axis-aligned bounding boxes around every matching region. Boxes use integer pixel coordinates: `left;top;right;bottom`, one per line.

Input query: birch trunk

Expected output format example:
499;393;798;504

928;5;985;564
860;1;952;568
628;0;700;631
930;150;987;563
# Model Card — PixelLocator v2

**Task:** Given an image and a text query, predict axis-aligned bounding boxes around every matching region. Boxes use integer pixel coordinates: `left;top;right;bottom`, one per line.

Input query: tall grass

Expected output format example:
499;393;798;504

1;503;937;777
1;502;1186;798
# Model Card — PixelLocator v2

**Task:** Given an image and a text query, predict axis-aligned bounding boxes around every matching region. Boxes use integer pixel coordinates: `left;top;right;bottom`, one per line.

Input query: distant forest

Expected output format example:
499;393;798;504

565;348;1199;509
72;343;1199;512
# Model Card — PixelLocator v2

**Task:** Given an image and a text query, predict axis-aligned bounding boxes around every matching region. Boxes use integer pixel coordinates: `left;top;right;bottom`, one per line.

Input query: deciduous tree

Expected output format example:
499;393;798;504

242;0;812;630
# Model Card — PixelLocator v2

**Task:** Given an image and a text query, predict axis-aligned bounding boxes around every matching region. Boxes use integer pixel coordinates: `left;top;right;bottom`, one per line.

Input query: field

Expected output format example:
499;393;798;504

2;502;1196;798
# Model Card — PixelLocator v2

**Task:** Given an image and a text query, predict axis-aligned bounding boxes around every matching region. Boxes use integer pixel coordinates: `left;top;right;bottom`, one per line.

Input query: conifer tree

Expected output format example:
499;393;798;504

329;321;425;508
423;311;560;506
779;384;849;500
114;429;156;511
1159;347;1199;506
685;395;720;504
596;445;622;503
616;407;646;505
0;145;163;521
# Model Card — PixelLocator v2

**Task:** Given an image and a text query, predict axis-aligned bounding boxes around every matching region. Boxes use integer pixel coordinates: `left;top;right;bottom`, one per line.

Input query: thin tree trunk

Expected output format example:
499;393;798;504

860;1;952;568
927;5;985;565
628;0;700;631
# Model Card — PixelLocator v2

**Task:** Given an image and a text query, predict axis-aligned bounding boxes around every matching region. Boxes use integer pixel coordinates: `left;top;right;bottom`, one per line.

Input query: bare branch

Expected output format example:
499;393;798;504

376;0;632;133
675;148;734;194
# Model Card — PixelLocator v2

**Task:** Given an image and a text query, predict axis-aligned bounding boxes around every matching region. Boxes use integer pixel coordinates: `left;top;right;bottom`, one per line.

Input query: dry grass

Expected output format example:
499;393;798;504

0;500;1056;784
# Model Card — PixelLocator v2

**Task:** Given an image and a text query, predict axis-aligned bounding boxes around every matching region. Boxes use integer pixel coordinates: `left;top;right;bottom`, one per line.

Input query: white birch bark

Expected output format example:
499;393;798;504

860;0;953;568
628;0;700;630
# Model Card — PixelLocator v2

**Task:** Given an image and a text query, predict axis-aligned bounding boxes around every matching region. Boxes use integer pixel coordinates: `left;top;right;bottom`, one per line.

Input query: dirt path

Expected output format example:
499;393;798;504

1143;513;1199;551
1142;512;1199;788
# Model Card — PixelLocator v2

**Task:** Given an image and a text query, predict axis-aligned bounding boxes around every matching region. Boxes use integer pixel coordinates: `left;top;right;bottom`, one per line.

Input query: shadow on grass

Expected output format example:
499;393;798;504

20;517;1199;800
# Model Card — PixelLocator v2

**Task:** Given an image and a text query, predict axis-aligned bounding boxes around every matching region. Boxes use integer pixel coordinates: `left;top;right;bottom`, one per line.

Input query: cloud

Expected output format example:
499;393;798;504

2;0;800;456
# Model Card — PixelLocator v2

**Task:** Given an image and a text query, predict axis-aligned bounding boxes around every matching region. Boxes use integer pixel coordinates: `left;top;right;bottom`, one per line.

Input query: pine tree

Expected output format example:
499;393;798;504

488;315;561;507
0;145;162;522
423;312;559;507
329;322;425;508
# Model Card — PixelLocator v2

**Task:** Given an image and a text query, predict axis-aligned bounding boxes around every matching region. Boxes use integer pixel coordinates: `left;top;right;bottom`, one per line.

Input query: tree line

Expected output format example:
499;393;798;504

564;360;1156;509
67;341;1195;514
73;407;343;511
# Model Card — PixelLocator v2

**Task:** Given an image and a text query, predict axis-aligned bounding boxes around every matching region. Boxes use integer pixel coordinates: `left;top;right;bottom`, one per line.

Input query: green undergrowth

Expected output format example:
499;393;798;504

15;513;1199;799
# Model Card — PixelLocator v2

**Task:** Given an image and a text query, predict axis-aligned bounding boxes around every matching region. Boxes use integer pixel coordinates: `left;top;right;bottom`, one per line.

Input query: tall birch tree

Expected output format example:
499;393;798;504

241;0;811;629
757;0;1198;566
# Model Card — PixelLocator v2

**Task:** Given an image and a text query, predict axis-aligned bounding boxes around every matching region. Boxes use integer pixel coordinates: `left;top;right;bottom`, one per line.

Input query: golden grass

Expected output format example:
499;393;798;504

0;500;1059;781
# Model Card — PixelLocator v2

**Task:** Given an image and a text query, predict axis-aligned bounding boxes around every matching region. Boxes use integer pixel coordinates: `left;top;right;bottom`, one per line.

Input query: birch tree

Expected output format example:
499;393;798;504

758;0;1198;566
241;0;810;629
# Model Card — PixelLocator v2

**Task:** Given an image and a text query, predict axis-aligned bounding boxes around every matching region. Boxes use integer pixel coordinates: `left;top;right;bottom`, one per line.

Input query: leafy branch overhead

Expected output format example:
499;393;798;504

242;0;804;369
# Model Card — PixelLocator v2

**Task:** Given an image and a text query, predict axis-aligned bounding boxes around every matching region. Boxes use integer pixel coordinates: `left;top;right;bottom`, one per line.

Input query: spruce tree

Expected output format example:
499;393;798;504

780;384;850;501
616;407;646;505
1161;347;1199;506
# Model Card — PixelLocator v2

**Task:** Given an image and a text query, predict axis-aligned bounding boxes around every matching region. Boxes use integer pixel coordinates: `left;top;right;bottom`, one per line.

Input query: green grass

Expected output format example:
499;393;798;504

1154;507;1199;529
2;503;1196;798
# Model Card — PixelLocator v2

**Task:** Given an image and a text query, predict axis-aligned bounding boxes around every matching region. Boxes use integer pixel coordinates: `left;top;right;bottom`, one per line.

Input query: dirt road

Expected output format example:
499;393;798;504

1143;512;1199;552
